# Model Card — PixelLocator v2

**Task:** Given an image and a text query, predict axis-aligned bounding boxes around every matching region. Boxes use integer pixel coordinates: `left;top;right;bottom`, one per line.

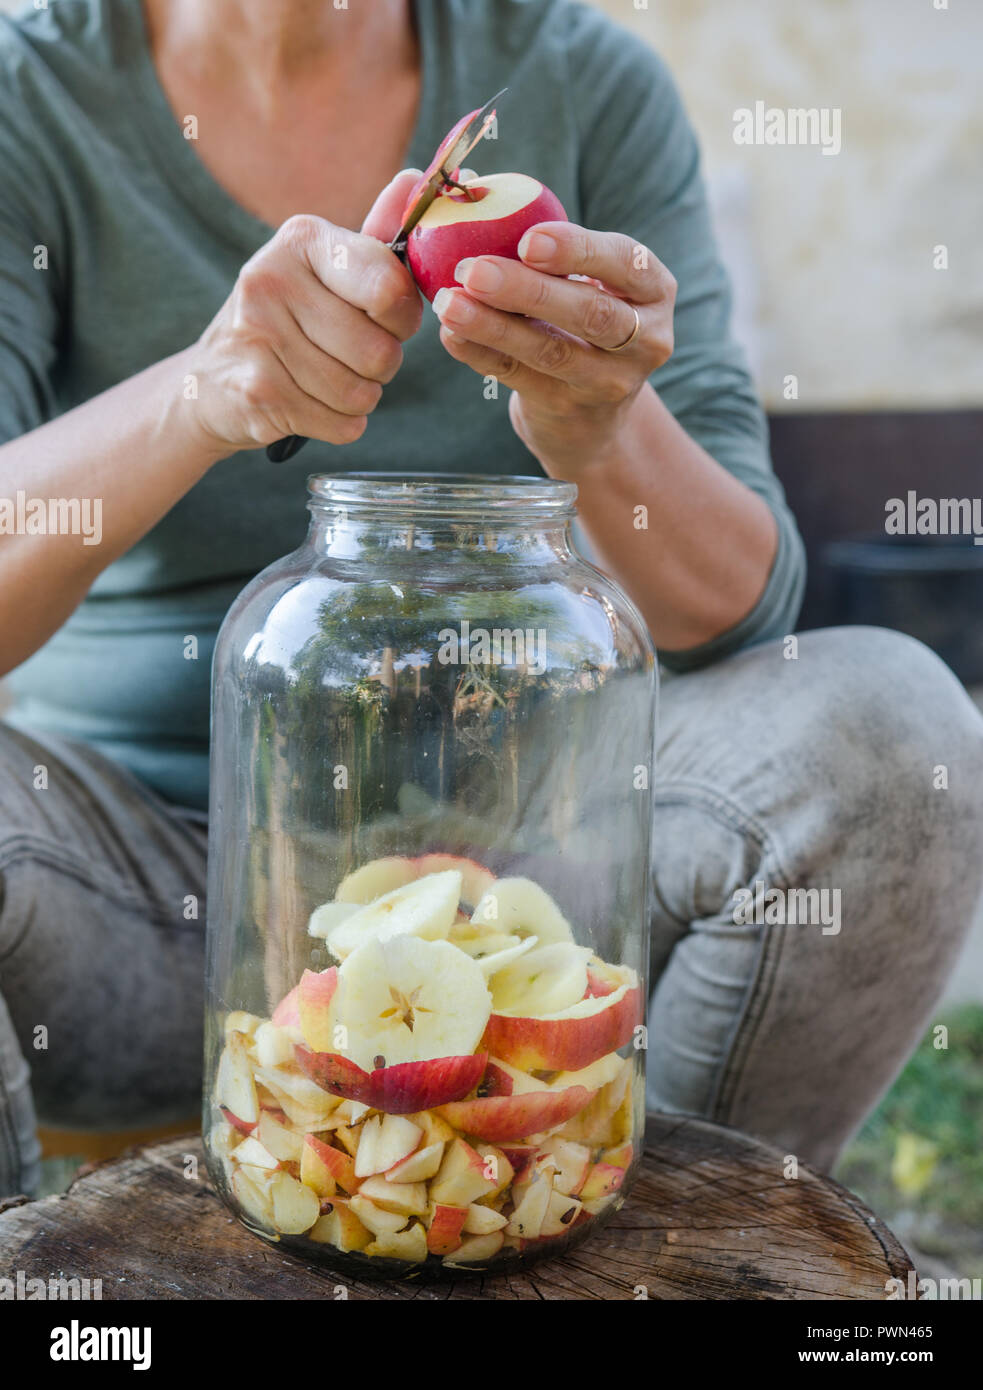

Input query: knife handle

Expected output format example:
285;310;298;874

266;434;308;463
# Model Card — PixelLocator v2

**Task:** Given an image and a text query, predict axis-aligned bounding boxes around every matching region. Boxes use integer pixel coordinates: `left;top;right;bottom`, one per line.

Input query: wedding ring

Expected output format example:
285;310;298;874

603;304;641;353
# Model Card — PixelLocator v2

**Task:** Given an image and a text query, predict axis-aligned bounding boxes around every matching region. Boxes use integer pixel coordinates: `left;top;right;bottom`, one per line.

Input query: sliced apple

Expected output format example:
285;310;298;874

349;1194;410;1237
479;1057;550;1098
357;1175;428;1217
334;856;418;905
498;1144;538;1184
471;877;574;944
580;1161;628;1202
218;1105;256;1137
427;1202;468;1256
253;1066;342;1127
455;934;539;976
307;900;359;939
385;1141;445;1183
473;1143;514;1197
537;1137;593;1196
296;967;340;1052
271;985;301;1029
481;975;641;1072
309;1197;371;1252
233;1136;280;1170
463;1203;508;1235
490;942;593;1016
257;1110;304;1164
603;1141;634;1170
435;1084;594;1143
295;1045;487;1115
231;1166;274;1228
326;871;462;960
253;1021;297;1069
300;1134;359;1196
443;1230;506;1266
410;1110;457;1147
413;854;495;908
353;1113;423;1178
270;1171;320;1234
540;1187;583;1237
208;1119;240;1167
216;1031;259;1128
558;1064;635;1147
505;1170;552;1239
365;1222;428;1263
224;1011;262;1039
429;1137;499;1207
551;1051;627;1092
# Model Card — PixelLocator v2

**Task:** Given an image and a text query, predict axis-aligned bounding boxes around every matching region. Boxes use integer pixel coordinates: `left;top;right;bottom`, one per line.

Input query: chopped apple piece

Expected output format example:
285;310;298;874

269;1171;320;1234
551;1051;627;1092
603;1141;634;1170
365;1221;428;1263
296;967;340;1052
506;1170;553;1239
353;1114;423;1178
271;985;301;1029
581;1192;620;1217
537;1137;593;1196
253;1021;297;1069
463;1204;507;1235
301;1134;359;1196
579;1161;628;1202
454;934;539;976
540;1187;583;1237
491;942;593;1016
443;1231;506;1265
474;1143;514;1197
309;1197;371;1252
356;1176;428;1217
307;900;359;939
224;1011;262;1039
555;1064;634;1146
334;856;418;905
218;1105;256;1137
349;1194;410;1236
233;1136;280;1170
429;1138;499;1206
413;854;495;908
498;1144;538;1184
335;1124;361;1158
436;1084;594;1143
471;878;574;944
411;1110;457;1147
481;975;641;1072
253;1065;341;1119
216;1032;259;1128
231;1167;274;1228
426;1203;468;1255
385;1141;445;1183
326;870;462;960
257;1110;304;1164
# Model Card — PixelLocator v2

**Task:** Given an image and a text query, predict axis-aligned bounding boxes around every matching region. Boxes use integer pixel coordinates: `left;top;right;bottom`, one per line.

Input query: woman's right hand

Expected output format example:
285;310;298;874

186;169;423;454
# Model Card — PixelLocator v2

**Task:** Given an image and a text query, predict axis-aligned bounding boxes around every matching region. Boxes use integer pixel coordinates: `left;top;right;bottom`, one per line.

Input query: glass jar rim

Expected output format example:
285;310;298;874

307;472;577;518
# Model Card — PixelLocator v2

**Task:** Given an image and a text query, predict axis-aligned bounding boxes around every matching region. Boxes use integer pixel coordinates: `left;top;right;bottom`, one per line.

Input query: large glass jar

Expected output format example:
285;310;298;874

203;473;657;1277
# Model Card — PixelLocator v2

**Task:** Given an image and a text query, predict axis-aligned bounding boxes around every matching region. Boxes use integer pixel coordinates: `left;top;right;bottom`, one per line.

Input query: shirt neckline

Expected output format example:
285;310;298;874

121;0;437;255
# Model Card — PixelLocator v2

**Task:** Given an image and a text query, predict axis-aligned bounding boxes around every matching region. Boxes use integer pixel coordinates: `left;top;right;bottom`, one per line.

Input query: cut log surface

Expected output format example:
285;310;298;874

0;1115;912;1300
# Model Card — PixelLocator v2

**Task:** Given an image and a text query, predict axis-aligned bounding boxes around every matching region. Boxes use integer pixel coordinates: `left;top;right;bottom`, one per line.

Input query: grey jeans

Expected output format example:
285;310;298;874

1;626;981;1198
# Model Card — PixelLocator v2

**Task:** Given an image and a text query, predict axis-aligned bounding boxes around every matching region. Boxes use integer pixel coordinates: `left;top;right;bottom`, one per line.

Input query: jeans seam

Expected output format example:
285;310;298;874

652;776;794;1126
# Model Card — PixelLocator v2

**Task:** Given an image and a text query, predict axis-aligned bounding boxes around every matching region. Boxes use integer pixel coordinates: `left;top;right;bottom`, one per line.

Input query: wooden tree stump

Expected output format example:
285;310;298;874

0;1115;912;1300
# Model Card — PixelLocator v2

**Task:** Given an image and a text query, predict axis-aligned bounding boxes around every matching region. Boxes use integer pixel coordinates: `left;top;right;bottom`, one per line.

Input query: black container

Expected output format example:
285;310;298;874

824;534;983;685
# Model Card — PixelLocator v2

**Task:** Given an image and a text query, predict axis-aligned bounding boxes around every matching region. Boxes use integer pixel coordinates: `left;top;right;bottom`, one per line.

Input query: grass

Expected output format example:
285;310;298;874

835;1003;983;1279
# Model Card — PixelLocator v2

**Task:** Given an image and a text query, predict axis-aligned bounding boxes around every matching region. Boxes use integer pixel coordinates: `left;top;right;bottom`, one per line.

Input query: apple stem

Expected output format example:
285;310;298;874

442;174;480;202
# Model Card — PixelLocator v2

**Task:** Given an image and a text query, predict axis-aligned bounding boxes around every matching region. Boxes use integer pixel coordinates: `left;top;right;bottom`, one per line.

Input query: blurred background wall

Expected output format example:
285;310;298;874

590;0;983;411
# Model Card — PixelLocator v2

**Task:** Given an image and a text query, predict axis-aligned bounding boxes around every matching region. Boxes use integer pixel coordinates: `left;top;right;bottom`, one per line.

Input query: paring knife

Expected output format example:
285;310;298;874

266;89;505;464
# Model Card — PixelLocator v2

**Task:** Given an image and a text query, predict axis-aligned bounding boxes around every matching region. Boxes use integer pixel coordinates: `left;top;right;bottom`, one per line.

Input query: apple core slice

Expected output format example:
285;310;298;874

490;941;593;1016
471;877;575;945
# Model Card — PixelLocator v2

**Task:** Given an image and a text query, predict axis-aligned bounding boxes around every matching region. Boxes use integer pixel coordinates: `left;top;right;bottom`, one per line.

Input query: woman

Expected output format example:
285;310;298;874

0;0;980;1197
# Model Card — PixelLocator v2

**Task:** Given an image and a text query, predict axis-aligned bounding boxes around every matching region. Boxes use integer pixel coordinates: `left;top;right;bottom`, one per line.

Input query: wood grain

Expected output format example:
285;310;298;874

0;1115;913;1300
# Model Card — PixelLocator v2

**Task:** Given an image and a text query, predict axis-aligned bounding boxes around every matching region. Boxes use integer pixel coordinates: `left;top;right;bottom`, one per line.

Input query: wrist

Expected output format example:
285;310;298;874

156;346;235;476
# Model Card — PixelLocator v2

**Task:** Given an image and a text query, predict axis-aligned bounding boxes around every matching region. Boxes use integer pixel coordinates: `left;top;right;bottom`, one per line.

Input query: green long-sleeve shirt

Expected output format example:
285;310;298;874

0;0;804;810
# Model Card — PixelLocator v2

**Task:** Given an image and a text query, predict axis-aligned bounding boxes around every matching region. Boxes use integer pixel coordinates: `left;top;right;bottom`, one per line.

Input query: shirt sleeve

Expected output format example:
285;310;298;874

0;27;64;444
561;5;806;669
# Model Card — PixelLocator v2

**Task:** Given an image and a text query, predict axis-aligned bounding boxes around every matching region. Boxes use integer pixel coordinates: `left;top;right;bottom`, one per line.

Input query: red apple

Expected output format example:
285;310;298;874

406;172;567;302
480;981;641;1073
435;1084;595;1143
294;1045;487;1114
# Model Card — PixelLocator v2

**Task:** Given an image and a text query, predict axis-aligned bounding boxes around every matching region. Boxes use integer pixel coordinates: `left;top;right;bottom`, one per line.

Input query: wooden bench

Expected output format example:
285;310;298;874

0;1114;912;1300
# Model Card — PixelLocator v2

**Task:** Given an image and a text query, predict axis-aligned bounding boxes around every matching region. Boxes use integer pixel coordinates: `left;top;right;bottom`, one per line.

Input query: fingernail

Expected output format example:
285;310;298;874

457;258;502;293
397;167;423;178
433;287;475;324
518;230;557;262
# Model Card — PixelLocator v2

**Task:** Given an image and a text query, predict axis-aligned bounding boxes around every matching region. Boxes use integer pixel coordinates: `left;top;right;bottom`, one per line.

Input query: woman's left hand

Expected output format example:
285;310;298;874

433;221;676;472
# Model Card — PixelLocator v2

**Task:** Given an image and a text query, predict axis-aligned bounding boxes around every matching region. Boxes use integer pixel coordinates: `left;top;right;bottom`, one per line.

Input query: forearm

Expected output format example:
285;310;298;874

535;385;778;652
0;348;224;676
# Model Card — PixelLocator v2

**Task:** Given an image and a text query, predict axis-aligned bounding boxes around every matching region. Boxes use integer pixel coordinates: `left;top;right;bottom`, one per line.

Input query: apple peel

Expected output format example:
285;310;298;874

295;1044;488;1114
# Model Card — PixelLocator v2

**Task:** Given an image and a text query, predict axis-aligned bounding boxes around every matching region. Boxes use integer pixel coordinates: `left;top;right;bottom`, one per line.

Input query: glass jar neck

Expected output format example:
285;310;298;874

303;473;579;561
